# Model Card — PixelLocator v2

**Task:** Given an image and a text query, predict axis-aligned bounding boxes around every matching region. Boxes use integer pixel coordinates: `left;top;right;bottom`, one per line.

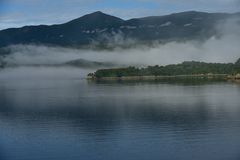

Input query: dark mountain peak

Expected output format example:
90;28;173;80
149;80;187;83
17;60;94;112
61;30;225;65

65;11;123;29
81;11;109;18
88;11;105;16
69;11;123;23
81;11;123;20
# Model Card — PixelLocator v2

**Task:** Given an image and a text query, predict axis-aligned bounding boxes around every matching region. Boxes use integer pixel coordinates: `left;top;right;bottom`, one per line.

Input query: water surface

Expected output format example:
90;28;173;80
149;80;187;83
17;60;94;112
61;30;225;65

0;67;240;160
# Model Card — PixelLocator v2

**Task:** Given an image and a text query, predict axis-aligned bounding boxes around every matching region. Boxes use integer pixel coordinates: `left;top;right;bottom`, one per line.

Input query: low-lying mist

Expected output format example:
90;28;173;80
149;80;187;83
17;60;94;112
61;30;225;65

1;37;239;68
1;17;240;68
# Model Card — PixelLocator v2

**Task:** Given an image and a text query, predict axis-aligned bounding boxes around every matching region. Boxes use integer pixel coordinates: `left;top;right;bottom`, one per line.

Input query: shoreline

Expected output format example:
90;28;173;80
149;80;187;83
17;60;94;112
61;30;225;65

87;74;235;81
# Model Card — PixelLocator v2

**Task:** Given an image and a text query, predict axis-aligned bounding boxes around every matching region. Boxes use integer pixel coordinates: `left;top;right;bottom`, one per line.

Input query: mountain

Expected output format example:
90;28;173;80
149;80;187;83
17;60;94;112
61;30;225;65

0;11;239;48
236;58;240;65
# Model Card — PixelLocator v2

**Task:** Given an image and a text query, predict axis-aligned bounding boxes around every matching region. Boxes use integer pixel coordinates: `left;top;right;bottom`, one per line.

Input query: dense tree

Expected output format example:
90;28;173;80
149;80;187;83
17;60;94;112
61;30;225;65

93;60;240;78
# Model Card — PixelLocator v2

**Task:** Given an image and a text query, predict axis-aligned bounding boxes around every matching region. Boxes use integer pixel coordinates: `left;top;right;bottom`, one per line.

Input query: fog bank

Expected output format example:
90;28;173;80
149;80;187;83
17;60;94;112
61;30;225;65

2;36;239;67
1;17;240;67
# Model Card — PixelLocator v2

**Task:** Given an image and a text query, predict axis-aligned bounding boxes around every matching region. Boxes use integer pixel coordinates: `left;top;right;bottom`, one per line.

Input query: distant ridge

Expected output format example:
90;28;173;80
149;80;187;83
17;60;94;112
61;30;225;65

0;11;240;48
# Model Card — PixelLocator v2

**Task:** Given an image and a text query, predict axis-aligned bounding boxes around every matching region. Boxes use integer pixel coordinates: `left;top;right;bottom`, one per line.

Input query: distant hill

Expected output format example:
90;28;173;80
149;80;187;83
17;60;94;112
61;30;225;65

0;56;116;68
64;58;115;68
0;11;240;48
236;58;240;65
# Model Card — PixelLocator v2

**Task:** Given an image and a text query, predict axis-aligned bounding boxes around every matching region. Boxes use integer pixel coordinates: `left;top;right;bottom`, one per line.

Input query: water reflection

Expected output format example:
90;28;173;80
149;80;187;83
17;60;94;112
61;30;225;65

0;67;240;160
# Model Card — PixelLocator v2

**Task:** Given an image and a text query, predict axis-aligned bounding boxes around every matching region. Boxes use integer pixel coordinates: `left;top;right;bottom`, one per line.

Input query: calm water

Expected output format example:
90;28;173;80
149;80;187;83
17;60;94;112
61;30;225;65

0;67;240;160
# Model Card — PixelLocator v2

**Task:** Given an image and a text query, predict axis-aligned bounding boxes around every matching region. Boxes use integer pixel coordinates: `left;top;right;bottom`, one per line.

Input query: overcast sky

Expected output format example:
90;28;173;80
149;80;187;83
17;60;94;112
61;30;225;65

0;0;240;30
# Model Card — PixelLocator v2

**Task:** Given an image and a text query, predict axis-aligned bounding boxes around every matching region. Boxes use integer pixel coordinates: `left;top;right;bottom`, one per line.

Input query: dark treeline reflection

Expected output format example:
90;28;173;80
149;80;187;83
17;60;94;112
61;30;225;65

90;77;227;85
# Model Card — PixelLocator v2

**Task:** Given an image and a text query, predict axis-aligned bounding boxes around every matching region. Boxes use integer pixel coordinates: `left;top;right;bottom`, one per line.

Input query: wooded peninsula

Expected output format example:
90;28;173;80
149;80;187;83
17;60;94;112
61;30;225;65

88;58;240;81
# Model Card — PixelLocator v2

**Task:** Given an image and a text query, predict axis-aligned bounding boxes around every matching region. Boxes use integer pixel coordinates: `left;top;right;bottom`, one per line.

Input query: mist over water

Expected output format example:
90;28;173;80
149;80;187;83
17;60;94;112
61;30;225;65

2;35;240;67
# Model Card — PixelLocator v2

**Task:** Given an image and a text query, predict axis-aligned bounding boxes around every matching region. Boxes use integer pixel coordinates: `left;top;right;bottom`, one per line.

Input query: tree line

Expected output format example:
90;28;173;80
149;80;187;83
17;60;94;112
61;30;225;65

92;59;240;78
